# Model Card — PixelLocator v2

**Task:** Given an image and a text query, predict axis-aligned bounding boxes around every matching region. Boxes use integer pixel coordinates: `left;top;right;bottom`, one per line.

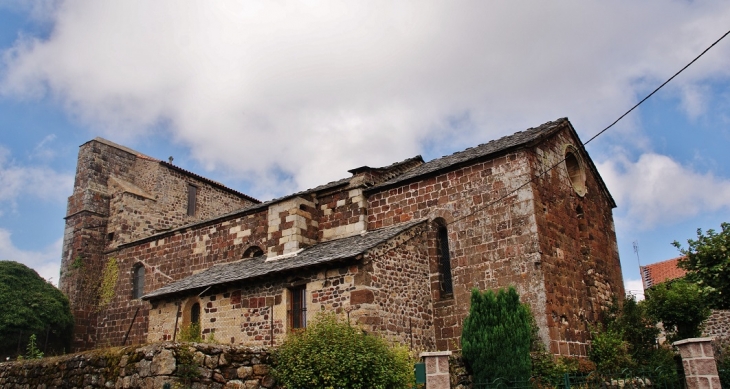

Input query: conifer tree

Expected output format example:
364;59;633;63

462;287;532;384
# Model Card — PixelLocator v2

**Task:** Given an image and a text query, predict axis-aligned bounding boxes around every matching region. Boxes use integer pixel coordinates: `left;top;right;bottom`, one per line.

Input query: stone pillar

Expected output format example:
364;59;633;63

420;351;451;389
673;337;721;389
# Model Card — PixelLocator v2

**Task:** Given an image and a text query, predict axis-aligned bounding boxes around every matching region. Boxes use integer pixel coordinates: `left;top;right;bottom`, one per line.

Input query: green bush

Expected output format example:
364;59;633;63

462;287;532;384
273;312;414;389
588;323;633;372
178;322;202;343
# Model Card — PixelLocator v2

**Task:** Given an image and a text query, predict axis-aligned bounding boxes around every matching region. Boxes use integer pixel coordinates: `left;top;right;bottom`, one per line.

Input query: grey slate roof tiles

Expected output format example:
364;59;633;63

142;218;427;300
368;118;569;191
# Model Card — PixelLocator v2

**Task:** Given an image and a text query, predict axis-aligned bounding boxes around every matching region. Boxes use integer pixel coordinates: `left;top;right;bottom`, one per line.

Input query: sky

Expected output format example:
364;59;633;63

0;1;729;299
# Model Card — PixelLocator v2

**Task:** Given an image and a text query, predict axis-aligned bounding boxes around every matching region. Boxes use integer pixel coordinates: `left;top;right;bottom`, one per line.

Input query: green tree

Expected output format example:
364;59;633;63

673;222;730;309
644;278;710;342
462;287;532;384
0;261;74;357
273;312;414;389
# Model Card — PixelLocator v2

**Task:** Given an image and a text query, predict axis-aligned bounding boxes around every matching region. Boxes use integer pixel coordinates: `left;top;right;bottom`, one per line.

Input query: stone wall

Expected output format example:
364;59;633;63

366;148;545;351
145;223;438;351
355;222;436;350
530;129;623;356
61;138;258;351
0;342;275;389
146;261;361;347
704;309;730;343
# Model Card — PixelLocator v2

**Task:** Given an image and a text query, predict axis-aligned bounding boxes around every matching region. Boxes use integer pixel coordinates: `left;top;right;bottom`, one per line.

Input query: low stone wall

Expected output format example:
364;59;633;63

0;342;276;389
704;309;730;342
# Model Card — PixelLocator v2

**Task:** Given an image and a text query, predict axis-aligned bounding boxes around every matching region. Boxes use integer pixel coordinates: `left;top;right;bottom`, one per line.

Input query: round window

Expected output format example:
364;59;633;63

564;146;586;196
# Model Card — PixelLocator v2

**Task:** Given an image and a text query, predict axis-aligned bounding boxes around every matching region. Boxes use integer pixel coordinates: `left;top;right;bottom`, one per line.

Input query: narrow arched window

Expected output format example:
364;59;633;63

191;302;200;325
132;264;145;299
435;220;453;297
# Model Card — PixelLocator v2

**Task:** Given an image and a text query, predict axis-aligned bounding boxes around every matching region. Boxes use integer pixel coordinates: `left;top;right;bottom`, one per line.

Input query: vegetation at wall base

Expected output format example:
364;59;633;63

674;222;730;309
0;261;73;359
177;322;202;343
462;287;532;384
586;296;682;386
273;312;414;389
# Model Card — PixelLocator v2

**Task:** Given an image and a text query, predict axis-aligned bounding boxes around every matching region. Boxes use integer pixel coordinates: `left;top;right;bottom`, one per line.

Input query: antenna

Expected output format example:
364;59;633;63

634;240;648;292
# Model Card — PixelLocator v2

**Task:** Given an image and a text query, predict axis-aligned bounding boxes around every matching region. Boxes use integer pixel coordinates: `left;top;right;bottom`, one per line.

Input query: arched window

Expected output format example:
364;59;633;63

132;264;145;299
243;246;264;259
191;302;200;325
564;146;586;196
435;219;453;297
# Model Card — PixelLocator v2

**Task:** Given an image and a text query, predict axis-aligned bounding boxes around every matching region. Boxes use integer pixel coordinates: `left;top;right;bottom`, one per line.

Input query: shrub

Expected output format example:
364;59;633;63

273;312;414;389
462;287;532;384
588;324;633;372
178;322;202;343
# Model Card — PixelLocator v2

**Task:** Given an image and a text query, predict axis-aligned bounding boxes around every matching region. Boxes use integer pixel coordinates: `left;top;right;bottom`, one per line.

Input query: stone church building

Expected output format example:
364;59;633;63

59;118;624;356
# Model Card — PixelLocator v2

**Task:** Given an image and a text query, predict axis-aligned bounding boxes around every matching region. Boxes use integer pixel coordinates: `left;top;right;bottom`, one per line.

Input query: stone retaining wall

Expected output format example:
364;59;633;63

704;309;730;343
0;342;275;389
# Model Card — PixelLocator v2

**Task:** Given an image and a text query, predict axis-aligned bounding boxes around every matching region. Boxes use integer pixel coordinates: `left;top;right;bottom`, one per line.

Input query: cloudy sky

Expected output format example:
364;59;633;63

1;1;729;298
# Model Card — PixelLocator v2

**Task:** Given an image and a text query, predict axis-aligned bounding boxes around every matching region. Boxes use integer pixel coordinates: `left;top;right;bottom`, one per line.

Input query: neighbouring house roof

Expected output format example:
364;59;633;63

640;256;687;289
142;218;427;300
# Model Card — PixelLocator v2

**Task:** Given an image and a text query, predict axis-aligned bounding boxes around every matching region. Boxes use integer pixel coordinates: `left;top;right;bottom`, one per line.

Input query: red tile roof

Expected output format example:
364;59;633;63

640;256;687;289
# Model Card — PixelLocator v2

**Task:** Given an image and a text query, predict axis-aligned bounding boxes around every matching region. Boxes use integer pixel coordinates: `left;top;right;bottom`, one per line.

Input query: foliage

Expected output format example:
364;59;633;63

674;222;730;309
529;313;595;383
588;323;633;372
0;261;74;357
273;312;415;389
71;256;83;269
174;346;200;388
178;322;202;343
717;343;730;389
24;334;44;359
97;257;119;311
590;296;679;377
645;278;711;342
605;296;660;362
462;287;532;384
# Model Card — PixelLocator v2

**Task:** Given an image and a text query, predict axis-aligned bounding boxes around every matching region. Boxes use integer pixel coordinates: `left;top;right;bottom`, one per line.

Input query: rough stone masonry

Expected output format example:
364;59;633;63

59;118;624;356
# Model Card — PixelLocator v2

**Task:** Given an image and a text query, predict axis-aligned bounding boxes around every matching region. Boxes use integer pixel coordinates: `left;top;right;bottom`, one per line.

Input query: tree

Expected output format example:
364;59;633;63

605;296;660;363
673;222;730;309
273;312;414;389
644;278;710;342
462;287;532;384
0;261;74;358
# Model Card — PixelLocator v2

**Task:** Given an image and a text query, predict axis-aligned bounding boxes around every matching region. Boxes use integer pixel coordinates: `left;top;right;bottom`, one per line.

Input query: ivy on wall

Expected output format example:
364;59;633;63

97;258;119;311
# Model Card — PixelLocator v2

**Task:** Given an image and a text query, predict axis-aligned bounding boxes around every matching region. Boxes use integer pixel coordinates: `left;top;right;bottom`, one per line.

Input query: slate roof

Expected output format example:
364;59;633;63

114;155;423;251
142;218;427;300
367;118;569;192
640;257;687;289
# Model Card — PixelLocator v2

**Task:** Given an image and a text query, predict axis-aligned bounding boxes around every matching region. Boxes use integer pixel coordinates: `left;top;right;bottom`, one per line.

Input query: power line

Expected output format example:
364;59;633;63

449;27;730;226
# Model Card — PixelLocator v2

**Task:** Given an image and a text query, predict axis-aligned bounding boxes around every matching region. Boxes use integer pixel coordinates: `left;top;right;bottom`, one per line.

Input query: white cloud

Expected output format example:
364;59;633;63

623;278;645;301
0;145;73;211
0;228;61;285
1;1;730;195
598;153;730;229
